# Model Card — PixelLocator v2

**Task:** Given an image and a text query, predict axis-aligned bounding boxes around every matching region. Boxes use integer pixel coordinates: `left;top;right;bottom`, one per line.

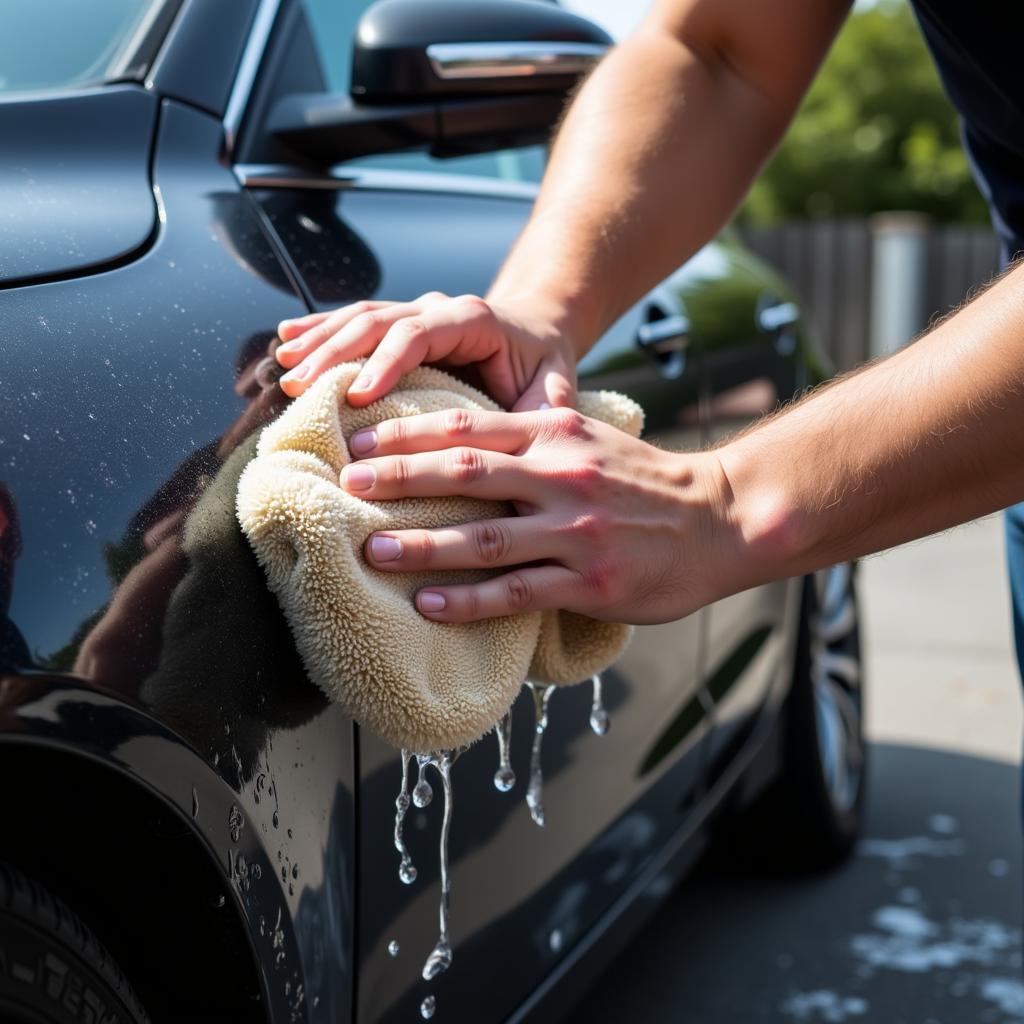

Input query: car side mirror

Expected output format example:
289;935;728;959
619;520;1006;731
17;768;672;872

352;0;610;102
267;0;611;166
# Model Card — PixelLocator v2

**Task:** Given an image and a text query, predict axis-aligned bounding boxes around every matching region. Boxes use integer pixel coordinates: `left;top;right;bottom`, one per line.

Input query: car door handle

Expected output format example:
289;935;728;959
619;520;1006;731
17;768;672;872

758;300;799;333
637;313;690;379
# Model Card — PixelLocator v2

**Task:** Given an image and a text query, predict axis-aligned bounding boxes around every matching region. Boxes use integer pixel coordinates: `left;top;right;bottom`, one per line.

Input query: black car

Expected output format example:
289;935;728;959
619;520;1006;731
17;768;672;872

0;1;864;1021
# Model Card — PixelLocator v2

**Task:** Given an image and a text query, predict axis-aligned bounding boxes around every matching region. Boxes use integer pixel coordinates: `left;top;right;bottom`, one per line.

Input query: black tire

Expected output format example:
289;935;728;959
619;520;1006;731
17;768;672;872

773;565;866;868
730;565;866;871
0;861;150;1024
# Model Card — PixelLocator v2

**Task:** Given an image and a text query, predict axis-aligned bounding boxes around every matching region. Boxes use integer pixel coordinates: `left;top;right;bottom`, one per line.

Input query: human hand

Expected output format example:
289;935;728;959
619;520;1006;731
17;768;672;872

338;407;733;625
275;292;578;412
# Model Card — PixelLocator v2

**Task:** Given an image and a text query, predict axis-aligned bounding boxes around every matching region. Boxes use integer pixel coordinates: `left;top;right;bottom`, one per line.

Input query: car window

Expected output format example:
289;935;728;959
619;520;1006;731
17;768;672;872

302;0;546;183
0;0;168;95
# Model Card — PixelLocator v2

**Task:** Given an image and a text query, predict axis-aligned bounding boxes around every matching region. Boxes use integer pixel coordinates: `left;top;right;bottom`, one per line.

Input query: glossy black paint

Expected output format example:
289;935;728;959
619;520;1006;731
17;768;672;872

147;0;258;118
0;87;157;287
0;1;827;1021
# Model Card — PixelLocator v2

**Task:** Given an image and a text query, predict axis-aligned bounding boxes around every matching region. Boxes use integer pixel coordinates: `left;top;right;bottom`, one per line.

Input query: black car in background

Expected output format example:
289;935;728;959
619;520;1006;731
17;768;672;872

0;1;865;1021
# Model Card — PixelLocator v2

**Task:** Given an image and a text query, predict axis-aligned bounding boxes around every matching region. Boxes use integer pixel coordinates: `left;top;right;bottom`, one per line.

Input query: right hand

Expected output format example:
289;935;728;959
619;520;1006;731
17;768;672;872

275;291;579;412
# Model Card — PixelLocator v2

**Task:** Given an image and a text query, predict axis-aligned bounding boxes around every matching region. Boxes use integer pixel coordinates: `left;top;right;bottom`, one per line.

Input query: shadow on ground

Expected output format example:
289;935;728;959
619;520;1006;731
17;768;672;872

568;743;1023;1024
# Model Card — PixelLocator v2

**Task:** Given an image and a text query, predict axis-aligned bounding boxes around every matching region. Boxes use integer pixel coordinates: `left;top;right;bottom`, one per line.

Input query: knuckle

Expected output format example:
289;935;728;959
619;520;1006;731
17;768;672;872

550;408;589;438
503;572;534;611
572;509;612;544
473;520;511;565
441;407;476;439
448;447;486;484
395;317;428;342
454;294;491;317
349;300;373;316
390;456;410;487
353;311;385;334
419;290;447;304
385;416;408;448
414;529;436;564
548;454;603;498
582;557;618;602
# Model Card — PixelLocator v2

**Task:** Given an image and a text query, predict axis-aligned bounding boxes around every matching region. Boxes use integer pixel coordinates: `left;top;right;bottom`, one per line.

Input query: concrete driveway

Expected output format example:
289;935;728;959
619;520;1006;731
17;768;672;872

568;515;1024;1023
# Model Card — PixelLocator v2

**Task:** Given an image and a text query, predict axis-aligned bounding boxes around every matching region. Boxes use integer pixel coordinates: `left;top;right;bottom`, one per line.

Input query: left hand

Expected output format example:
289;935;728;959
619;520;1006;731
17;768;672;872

339;406;731;624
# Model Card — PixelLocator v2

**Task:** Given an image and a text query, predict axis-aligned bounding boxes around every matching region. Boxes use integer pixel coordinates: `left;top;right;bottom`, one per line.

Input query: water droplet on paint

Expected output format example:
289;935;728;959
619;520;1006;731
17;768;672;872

589;674;610;735
394;750;417;885
387;940;400;957
525;683;555;827
493;710;516;792
420;995;436;1019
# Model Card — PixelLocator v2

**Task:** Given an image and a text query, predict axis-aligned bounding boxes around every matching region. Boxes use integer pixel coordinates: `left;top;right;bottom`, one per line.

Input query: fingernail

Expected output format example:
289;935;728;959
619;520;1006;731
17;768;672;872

277;339;301;353
418;591;446;613
342;464;376;490
350;374;373;392
538;402;551;410
282;362;311;383
370;535;402;562
349;429;377;455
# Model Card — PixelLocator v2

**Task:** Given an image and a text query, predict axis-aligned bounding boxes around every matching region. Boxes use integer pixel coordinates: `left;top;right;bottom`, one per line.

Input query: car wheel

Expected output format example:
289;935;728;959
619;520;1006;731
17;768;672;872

0;861;149;1024
779;564;866;867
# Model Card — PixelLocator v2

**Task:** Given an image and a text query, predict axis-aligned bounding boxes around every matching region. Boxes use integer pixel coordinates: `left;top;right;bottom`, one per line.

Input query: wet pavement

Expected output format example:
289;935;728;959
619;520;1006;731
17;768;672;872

568;743;1022;1023
569;517;1024;1023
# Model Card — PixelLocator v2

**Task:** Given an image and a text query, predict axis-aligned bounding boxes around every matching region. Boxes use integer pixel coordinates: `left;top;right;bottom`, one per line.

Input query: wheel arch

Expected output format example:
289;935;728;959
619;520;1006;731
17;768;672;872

0;736;268;1023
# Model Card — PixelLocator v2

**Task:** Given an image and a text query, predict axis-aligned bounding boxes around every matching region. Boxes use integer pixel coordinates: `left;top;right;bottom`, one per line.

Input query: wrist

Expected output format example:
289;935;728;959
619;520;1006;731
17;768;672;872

487;280;604;361
707;439;814;594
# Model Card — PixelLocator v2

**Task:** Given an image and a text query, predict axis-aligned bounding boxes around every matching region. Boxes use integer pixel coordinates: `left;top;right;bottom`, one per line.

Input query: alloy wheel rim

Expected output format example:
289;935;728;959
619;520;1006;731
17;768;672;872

810;563;863;815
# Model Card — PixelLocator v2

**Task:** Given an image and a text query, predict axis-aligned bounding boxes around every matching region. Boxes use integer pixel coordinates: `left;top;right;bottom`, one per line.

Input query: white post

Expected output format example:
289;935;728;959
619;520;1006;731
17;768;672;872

869;212;929;358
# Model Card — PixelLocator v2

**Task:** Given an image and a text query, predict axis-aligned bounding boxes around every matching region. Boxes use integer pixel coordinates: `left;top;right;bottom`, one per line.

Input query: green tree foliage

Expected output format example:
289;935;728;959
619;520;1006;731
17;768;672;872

741;0;989;226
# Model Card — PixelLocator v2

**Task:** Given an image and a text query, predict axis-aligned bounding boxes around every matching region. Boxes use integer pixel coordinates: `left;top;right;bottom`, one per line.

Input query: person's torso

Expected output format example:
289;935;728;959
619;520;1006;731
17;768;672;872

911;0;1024;260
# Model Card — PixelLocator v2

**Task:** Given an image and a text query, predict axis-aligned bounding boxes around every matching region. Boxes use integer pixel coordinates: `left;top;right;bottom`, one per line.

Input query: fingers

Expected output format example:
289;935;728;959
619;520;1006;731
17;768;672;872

348;407;538;459
277;301;425;395
340;448;542;503
349;295;500;407
365;516;554;572
414;565;585;622
277;310;332;344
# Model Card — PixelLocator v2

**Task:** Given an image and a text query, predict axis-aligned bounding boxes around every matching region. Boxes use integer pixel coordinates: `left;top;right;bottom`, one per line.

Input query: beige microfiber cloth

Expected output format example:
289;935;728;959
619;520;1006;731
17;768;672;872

236;362;643;753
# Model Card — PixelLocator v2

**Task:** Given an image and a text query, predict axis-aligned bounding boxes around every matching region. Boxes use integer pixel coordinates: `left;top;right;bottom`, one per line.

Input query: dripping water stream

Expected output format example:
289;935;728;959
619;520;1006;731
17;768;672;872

393;750;417;884
525;683;555;827
493;710;515;792
589;674;609;735
421;750;455;981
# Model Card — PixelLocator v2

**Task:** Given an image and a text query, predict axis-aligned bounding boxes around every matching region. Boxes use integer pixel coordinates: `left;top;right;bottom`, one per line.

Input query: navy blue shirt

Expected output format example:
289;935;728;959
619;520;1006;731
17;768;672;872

912;0;1024;261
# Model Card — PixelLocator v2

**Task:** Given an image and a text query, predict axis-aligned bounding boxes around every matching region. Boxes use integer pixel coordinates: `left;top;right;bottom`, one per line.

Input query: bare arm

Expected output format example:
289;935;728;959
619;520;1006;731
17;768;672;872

713;264;1024;599
275;0;850;407
339;266;1024;624
490;0;851;349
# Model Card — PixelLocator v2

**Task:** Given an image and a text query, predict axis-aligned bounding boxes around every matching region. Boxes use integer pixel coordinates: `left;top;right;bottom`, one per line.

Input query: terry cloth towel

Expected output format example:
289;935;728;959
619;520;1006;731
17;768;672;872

236;362;644;753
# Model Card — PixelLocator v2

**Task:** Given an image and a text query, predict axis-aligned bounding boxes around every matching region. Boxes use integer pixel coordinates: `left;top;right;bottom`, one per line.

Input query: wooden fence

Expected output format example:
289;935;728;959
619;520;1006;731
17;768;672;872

740;218;1000;373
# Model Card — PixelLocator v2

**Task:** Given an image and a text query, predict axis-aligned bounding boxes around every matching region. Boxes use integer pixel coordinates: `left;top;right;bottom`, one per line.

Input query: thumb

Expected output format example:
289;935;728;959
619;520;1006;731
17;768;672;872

511;358;577;413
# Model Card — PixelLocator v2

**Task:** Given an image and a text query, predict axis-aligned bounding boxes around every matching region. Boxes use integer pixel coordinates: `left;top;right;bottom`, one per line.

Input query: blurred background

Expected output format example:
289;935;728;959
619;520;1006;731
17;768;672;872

561;1;1024;1021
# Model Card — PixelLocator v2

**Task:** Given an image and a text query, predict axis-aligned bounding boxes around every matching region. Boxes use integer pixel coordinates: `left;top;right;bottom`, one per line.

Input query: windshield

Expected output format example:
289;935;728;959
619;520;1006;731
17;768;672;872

0;0;170;96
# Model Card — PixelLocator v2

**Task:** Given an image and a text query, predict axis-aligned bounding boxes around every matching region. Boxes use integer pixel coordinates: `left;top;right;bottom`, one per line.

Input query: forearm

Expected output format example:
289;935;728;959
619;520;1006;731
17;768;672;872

714;265;1024;597
489;0;848;354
